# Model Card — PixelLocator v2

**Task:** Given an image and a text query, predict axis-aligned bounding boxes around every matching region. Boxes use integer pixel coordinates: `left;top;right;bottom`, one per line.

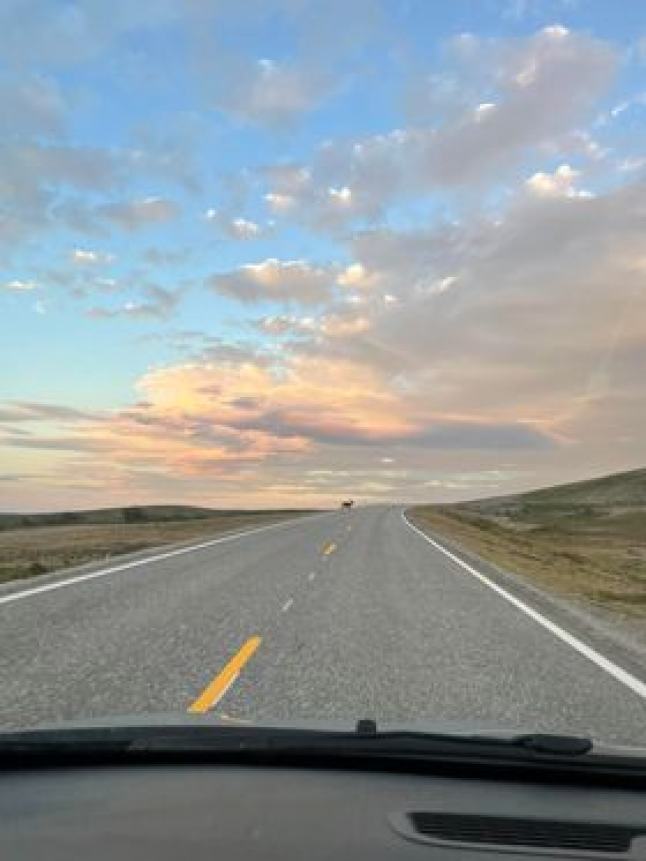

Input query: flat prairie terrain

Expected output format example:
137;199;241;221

0;507;314;584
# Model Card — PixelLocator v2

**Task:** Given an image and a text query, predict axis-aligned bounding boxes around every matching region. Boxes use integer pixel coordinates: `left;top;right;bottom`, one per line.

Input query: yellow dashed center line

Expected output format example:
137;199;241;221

188;636;261;714
322;541;337;556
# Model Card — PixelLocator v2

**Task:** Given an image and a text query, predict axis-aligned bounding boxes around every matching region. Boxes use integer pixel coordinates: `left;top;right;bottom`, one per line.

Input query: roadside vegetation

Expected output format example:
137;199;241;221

411;467;646;620
0;506;316;585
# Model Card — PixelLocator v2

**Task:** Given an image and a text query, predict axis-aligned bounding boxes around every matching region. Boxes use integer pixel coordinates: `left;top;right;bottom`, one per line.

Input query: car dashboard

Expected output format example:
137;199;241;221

2;763;645;860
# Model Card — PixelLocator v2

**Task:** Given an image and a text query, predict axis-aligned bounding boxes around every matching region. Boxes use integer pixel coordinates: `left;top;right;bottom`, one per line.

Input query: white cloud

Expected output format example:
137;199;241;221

257;314;319;335
327;177;646;451
475;102;496;120
204;210;269;240
264;192;296;213
525;163;591;198
337;263;366;287
618;156;646;173
207;58;333;128
3;279;37;291
328;185;353;203
230;217;261;239
87;285;182;321
71;249;115;265
210;258;337;306
259;26;616;231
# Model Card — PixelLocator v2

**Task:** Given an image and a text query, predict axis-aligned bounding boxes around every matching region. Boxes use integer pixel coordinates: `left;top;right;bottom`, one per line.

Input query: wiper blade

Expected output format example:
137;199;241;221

0;721;593;759
2;722;644;791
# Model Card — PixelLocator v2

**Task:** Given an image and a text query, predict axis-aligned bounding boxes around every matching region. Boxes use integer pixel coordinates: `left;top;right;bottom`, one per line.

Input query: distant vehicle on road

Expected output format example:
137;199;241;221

341;500;354;509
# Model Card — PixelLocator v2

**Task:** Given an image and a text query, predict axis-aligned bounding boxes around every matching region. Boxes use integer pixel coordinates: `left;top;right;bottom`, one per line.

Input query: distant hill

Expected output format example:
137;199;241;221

466;467;646;512
0;505;313;531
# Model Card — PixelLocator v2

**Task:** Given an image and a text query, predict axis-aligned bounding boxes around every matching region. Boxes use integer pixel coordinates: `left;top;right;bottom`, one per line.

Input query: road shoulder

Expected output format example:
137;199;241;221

403;507;646;692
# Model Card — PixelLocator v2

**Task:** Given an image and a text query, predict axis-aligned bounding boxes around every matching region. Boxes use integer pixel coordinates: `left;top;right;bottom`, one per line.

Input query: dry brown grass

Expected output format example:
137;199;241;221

409;505;646;620
0;512;309;584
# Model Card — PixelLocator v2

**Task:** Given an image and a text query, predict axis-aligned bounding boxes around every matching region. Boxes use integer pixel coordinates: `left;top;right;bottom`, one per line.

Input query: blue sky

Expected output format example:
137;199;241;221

1;0;645;511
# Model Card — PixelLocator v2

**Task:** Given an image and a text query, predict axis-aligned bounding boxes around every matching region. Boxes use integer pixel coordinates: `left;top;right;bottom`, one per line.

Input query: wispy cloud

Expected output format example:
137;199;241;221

3;279;37;291
71;248;115;265
97;196;179;231
86;285;183;320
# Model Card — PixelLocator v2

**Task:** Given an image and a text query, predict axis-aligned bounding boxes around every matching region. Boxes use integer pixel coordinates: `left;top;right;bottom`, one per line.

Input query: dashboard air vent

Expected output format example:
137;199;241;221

405;812;644;854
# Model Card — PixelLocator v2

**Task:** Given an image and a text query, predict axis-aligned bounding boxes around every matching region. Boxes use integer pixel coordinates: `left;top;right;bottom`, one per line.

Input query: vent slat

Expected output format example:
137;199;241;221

409;812;644;854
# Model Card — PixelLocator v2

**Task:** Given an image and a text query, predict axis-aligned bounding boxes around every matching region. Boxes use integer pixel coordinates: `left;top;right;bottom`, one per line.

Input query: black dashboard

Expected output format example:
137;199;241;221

2;764;645;860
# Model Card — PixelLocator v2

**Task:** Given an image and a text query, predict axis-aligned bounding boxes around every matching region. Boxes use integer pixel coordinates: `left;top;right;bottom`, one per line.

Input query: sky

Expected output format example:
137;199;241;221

1;0;645;512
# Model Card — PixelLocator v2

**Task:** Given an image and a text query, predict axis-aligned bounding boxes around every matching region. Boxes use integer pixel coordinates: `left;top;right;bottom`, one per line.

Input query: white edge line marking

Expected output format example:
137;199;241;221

401;509;646;701
0;512;333;607
281;598;294;613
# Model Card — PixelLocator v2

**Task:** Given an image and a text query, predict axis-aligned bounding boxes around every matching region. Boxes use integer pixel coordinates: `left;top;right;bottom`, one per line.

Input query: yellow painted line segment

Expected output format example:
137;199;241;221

322;541;337;556
188;636;261;714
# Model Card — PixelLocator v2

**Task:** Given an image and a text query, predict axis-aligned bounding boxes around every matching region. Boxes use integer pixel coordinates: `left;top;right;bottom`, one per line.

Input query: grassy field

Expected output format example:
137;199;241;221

0;507;316;585
410;467;646;621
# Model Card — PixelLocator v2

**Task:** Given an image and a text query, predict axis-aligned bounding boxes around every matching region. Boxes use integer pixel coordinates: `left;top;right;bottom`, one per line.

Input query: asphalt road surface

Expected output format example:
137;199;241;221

2;506;646;744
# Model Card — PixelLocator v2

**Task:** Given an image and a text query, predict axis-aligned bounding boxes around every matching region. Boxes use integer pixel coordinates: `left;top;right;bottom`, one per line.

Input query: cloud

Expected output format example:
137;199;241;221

191;0;383;128
259;26;617;230
227;405;553;450
97;196;179;231
0;0;179;68
0;402;99;423
86;285;182;320
209;58;334;128
0;142;118;251
209;258;337;305
0;143;116;212
0;339;557;512
3;279;37;291
0;73;66;137
317;177;646;451
204;209;272;240
525;163;591;198
71;248;115;265
256;314;319;336
142;246;190;265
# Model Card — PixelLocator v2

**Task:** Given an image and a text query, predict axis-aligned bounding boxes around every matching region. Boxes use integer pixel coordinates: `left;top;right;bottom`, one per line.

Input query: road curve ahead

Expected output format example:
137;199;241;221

1;506;646;744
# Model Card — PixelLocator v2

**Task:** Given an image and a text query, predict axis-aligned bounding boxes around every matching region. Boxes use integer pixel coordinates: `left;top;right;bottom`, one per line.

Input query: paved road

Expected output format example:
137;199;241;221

1;506;646;744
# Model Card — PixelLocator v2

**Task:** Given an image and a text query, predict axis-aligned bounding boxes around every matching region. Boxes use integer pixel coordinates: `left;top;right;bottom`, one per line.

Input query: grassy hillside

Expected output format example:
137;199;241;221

519;467;646;505
411;467;646;621
469;466;646;513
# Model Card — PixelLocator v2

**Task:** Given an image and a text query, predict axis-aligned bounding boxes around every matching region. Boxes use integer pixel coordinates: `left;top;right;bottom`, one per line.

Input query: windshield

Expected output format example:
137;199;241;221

1;0;646;750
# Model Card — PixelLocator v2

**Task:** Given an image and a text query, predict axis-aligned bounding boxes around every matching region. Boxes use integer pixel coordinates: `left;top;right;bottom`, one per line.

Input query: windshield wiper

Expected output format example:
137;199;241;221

2;721;646;788
0;719;598;762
